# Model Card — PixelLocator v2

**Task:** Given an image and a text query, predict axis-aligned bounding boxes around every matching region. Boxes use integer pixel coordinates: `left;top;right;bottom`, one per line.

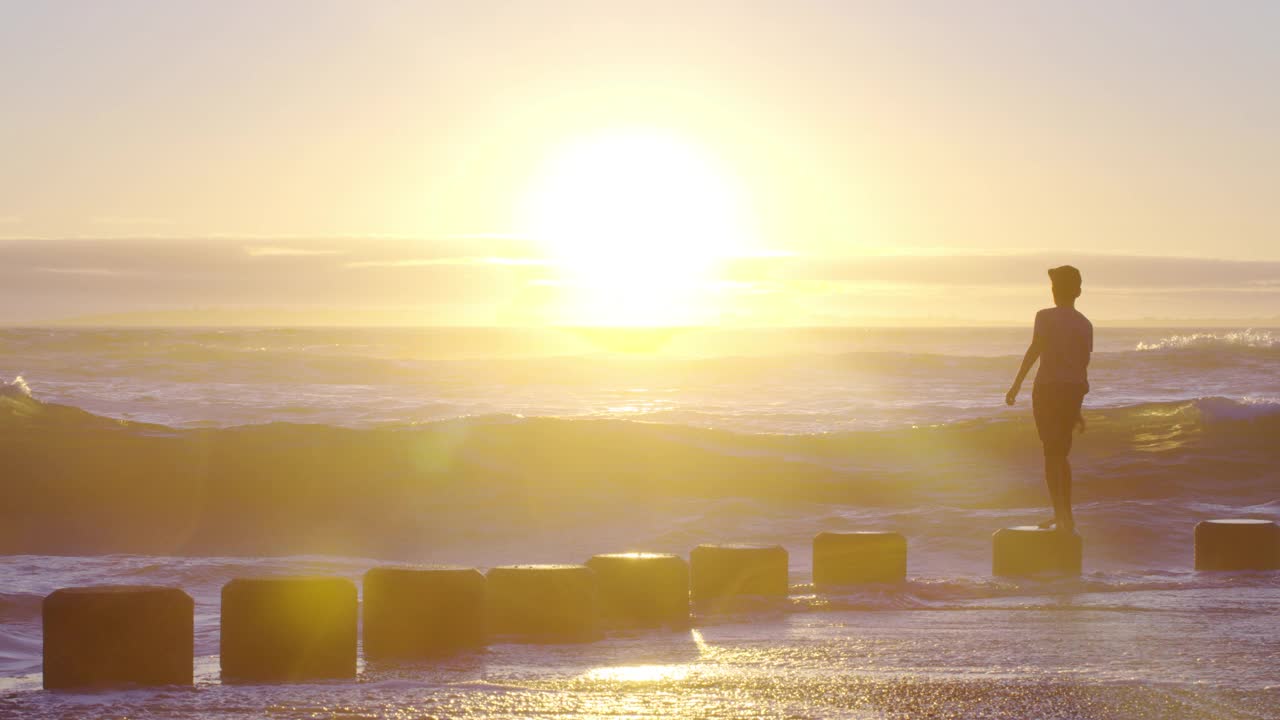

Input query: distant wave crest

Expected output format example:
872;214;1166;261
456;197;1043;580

1135;329;1279;352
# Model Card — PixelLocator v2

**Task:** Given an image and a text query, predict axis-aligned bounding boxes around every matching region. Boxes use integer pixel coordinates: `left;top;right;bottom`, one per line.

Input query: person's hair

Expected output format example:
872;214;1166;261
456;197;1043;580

1052;283;1081;305
1048;265;1082;305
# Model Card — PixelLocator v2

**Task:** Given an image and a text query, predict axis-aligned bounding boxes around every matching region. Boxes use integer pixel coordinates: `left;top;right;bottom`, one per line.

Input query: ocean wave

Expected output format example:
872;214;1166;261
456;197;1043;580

5;392;1280;458
7;346;1278;435
7;328;1280;385
1;392;1277;557
0;375;31;399
1135;329;1279;352
1193;395;1280;422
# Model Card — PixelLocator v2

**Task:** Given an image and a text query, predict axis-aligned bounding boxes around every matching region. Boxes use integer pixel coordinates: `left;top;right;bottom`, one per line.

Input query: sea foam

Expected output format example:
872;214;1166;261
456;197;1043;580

0;375;31;399
1136;328;1278;351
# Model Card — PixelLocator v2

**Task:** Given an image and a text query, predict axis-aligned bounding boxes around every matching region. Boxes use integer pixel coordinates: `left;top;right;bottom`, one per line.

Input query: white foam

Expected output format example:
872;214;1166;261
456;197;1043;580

1136;329;1278;351
1194;395;1280;422
0;375;32;399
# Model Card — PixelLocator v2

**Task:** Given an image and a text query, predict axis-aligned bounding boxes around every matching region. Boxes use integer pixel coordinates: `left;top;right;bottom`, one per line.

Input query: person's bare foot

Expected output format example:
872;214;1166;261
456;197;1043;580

1037;517;1057;529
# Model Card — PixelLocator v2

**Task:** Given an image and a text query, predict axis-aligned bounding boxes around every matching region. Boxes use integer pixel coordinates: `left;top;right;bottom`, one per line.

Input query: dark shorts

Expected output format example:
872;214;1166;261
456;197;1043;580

1032;382;1087;457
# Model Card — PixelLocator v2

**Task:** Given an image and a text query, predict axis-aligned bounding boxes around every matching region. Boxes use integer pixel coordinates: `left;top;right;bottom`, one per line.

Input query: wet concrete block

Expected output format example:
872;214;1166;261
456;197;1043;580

485;565;599;642
42;585;193;690
585;553;689;628
813;531;908;587
992;526;1082;577
220;576;356;682
362;566;485;659
690;544;789;603
1195;519;1280;571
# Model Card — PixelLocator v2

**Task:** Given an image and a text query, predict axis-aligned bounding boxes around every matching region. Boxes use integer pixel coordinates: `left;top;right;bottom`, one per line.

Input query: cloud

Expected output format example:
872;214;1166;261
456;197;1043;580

345;257;551;269
0;237;565;323
89;216;174;226
725;253;1280;290
244;245;346;257
35;267;137;277
3;239;1280;324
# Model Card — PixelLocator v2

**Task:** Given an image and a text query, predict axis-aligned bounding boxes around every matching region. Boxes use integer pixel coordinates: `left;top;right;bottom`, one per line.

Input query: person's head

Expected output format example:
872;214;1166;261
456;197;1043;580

1048;265;1082;306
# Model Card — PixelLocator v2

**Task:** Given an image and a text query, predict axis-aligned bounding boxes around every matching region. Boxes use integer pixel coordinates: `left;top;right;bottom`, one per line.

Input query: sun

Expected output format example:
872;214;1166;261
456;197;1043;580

518;128;754;326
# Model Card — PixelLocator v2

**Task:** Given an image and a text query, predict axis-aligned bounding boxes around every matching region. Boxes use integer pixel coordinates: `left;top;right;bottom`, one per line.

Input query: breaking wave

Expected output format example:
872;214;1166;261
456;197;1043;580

0;375;31;399
1135;329;1279;352
2;392;1276;558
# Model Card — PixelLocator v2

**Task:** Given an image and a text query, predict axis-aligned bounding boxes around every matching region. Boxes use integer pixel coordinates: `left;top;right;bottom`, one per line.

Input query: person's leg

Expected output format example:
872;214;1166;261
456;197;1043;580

1045;455;1069;529
1056;387;1084;533
1032;386;1059;528
1039;457;1060;528
1059;456;1074;533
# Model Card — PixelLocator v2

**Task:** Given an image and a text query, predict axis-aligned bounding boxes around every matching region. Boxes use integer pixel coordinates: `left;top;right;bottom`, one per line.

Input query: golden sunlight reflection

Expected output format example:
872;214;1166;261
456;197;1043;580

690;628;716;659
602;398;671;416
583;664;693;684
519;128;756;326
1130;402;1197;452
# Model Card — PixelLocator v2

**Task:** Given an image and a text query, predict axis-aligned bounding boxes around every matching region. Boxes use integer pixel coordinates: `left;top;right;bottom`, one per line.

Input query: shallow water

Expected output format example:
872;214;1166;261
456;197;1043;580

2;554;1278;718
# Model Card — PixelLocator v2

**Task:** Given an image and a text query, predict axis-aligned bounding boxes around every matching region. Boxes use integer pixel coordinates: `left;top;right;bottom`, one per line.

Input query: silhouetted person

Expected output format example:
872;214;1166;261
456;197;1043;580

1005;265;1092;533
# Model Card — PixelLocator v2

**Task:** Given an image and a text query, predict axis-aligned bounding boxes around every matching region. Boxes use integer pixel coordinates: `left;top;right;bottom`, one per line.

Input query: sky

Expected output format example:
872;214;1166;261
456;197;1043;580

2;1;1278;325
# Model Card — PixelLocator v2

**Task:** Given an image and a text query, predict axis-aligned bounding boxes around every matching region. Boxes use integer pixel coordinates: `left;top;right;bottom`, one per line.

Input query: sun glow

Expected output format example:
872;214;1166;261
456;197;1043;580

519;129;755;326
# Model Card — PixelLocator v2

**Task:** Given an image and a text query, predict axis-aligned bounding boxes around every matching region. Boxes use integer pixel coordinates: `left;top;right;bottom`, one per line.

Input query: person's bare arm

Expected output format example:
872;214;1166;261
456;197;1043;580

1006;340;1040;406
